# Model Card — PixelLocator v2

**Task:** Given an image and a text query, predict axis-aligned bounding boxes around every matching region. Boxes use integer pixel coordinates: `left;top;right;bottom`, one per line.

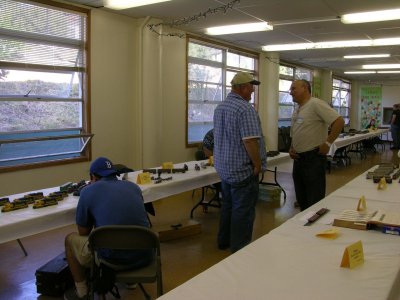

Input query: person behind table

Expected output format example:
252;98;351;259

366;118;377;129
213;71;267;253
390;104;400;150
363;118;381;150
202;129;214;158
289;79;344;211
64;157;152;300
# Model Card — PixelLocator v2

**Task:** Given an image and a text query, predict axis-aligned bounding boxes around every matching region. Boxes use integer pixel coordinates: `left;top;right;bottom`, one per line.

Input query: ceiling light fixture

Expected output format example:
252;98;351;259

344;54;390;59
206;22;273;35
377;70;400;74
262;37;400;51
362;64;400;69
104;0;172;10
344;71;376;74
341;8;400;24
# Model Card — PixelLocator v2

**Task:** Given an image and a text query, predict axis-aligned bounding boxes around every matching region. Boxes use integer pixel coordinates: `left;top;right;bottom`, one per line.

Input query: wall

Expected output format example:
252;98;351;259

140;21;196;167
1;10;139;195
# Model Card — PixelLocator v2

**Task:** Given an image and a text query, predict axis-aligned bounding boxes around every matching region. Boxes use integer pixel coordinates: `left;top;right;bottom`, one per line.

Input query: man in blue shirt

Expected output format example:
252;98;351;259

64;157;151;300
213;72;267;253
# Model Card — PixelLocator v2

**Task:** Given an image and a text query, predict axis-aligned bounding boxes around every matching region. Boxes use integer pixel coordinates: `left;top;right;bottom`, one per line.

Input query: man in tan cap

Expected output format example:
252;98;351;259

213;72;267;253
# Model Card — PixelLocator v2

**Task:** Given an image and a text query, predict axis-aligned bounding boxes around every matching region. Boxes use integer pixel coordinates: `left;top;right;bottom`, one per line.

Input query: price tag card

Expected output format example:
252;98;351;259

357;195;367;211
162;162;174;169
377;177;387;190
316;228;340;240
136;172;152;185
340;240;364;269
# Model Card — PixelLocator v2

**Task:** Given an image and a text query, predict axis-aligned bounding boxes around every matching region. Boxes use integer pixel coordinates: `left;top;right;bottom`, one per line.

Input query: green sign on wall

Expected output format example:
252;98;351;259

360;86;382;129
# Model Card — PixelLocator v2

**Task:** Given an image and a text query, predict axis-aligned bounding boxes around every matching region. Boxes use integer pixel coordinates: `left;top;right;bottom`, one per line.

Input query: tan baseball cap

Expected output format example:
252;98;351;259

231;72;260;85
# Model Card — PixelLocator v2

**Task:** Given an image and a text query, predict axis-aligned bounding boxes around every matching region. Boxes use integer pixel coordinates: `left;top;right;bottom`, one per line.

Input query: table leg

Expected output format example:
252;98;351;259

17;239;28;256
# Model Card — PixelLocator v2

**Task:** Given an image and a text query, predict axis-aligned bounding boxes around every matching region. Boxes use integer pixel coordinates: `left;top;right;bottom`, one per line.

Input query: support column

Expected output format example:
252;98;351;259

350;81;360;130
320;70;333;104
259;52;280;151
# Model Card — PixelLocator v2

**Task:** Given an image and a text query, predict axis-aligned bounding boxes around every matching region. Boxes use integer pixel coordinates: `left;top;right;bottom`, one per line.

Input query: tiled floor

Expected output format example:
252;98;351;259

0;148;398;300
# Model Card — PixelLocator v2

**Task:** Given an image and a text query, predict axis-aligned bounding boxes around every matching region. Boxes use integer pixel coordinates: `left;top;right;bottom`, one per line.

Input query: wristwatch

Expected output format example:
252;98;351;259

325;141;332;147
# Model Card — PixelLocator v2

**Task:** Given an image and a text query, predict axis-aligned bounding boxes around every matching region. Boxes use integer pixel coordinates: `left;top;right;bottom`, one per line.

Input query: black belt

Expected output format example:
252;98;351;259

297;147;320;159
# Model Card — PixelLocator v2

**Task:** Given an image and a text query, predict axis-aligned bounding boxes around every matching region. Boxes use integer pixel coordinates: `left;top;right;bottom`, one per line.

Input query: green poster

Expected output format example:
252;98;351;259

360;86;382;129
312;77;321;98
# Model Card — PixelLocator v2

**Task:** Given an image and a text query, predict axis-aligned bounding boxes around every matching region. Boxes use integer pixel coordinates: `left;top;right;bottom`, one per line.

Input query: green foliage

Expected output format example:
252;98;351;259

0;80;81;132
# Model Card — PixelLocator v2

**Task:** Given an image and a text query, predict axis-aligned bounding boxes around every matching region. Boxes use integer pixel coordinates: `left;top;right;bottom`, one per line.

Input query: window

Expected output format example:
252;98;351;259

332;78;351;125
0;0;91;172
187;38;258;145
278;64;312;127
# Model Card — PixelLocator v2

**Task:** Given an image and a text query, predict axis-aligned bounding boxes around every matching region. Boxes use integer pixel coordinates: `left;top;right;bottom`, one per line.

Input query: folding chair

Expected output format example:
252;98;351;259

88;225;163;300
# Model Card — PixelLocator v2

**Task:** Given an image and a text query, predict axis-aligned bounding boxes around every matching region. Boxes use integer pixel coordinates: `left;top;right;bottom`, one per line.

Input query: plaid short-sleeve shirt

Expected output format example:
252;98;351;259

213;92;267;183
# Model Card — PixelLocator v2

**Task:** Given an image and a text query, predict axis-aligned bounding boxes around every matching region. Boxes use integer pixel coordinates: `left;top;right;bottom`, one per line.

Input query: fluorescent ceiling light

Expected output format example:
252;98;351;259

206;22;273;36
104;0;171;10
362;64;400;69
377;70;400;74
262;37;400;51
341;8;400;24
344;71;376;74
344;54;390;59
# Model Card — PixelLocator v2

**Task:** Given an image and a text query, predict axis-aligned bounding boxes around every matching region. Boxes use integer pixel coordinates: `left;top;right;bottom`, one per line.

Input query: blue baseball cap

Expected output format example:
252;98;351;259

90;157;117;177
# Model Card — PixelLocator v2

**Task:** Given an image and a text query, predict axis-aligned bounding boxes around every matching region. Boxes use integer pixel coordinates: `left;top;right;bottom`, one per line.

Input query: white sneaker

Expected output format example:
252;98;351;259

126;283;137;289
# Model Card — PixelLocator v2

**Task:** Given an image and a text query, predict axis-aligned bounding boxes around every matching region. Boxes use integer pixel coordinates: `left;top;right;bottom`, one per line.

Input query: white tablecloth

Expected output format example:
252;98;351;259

328;128;389;156
0;154;291;244
327;165;399;204
0;160;217;243
158;165;400;300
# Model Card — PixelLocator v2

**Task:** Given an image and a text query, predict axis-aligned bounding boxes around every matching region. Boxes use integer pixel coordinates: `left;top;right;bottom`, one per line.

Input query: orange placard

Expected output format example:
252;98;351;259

357;196;367;211
136;172;152;184
340;240;364;269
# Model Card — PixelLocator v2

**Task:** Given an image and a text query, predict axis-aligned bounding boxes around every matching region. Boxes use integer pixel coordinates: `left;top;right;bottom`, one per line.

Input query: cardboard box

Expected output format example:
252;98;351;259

259;185;282;208
156;219;202;242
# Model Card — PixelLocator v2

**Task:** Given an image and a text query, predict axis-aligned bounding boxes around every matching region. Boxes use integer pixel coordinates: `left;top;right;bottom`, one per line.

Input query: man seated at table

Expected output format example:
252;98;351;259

64;157;152;300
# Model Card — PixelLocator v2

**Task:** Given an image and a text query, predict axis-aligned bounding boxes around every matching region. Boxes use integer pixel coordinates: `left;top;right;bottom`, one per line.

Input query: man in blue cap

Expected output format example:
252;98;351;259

64;157;151;300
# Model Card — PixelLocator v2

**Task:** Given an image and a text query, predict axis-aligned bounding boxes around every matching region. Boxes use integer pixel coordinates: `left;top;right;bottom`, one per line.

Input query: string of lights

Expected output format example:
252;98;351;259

147;0;241;38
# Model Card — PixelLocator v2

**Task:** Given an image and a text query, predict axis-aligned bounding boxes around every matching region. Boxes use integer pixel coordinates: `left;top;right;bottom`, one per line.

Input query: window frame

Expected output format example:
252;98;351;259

186;36;259;147
0;0;91;173
278;63;313;128
332;77;351;125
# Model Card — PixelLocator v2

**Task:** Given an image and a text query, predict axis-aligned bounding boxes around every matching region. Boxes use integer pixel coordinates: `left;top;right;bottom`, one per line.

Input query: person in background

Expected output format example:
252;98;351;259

64;157;152;300
202;129;214;158
366;118;377;129
390;104;400;150
213;72;267;253
363;118;381;151
289;79;344;211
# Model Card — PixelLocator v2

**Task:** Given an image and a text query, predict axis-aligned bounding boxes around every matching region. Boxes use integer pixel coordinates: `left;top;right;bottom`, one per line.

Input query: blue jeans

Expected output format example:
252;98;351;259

292;149;326;211
391;124;400;148
218;175;259;253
